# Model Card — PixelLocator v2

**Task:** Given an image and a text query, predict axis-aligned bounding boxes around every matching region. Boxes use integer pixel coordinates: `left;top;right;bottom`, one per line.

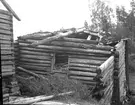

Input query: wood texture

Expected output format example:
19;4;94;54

31;28;85;46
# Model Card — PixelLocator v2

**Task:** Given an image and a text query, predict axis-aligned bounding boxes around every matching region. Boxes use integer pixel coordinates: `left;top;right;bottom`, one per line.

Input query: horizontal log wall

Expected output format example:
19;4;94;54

0;9;20;102
16;33;112;82
15;31;129;105
0;9;15;77
15;41;53;75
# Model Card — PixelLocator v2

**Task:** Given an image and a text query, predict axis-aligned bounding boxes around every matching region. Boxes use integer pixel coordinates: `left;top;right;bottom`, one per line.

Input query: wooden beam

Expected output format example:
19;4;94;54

31;27;86;46
1;0;21;21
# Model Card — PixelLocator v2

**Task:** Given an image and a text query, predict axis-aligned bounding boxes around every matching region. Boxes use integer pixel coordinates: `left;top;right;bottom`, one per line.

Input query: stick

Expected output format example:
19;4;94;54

17;67;45;79
9;91;74;104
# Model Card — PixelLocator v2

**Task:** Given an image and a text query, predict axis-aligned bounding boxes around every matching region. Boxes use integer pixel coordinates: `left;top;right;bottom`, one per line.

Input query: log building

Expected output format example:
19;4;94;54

0;0;20;103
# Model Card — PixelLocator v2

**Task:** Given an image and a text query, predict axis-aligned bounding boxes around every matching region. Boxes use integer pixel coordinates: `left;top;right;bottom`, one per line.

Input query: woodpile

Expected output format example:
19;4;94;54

0;9;20;103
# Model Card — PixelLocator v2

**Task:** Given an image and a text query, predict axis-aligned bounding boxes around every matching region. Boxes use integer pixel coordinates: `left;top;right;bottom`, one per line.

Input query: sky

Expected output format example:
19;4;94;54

0;0;132;40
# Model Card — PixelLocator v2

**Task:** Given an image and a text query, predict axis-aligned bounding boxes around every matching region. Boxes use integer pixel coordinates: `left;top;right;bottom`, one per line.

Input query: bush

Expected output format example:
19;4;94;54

17;74;92;100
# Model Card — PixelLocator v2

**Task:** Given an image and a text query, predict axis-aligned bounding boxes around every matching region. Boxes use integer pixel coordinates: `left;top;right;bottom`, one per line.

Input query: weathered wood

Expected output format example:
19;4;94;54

69;55;108;61
19;50;50;56
19;46;110;57
19;64;50;71
60;37;98;44
51;53;55;71
0;23;12;30
19;58;51;64
99;55;114;72
2;65;14;69
0;18;12;24
0;9;12;15
2;68;14;72
1;0;21;21
1;44;11;48
17;67;46;79
1;61;14;65
69;63;98;68
2;71;15;77
0;29;12;35
115;41;124;50
18;39;112;51
1;56;14;60
69;75;94;81
1;51;12;54
8;91;74;104
31;28;85;46
19;43;111;55
19;62;51;67
101;62;114;76
19;32;53;40
70;58;104;65
101;68;113;82
50;41;112;51
0;34;12;40
69;67;97;73
0;12;12;20
0;40;11;44
69;70;97;77
20;54;51;60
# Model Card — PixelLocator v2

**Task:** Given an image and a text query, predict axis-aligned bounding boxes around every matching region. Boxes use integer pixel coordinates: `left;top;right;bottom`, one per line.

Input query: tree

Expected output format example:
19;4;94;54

89;0;114;35
116;0;135;43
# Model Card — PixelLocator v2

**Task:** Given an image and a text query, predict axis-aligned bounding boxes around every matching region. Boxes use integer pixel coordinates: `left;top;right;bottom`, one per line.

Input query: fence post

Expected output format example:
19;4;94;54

111;48;121;105
124;39;130;91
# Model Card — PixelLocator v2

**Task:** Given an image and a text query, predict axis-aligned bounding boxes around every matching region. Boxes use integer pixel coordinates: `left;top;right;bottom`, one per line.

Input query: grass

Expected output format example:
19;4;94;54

16;74;93;101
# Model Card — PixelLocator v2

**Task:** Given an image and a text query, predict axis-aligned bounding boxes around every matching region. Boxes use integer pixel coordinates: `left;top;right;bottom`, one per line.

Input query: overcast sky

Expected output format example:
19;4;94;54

0;0;131;40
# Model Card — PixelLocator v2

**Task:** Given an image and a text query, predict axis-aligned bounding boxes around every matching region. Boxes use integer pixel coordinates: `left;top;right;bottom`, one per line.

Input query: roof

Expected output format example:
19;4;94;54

0;0;21;21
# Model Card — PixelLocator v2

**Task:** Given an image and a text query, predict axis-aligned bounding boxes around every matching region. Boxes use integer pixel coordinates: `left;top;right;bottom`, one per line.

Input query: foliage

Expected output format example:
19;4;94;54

17;74;92;100
116;1;135;42
89;0;114;34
